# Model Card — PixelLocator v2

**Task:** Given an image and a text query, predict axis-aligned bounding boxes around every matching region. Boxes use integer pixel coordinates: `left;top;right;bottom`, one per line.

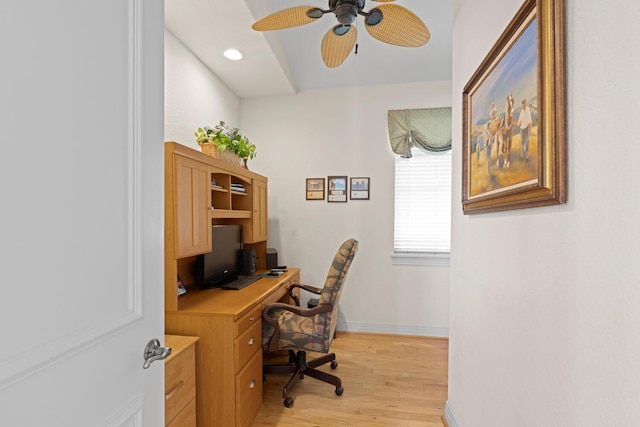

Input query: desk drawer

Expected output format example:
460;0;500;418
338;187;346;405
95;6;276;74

236;351;263;427
262;274;300;308
235;319;262;372
166;398;196;427
165;343;196;425
235;304;262;336
262;284;289;308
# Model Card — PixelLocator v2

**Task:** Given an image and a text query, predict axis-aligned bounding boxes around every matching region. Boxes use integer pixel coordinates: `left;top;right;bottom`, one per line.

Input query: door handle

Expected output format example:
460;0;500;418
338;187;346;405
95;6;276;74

143;338;172;369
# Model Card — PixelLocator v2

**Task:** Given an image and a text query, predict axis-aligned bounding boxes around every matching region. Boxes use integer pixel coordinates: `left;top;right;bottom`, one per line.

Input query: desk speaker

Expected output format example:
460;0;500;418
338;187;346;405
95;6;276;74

241;249;256;275
266;248;278;269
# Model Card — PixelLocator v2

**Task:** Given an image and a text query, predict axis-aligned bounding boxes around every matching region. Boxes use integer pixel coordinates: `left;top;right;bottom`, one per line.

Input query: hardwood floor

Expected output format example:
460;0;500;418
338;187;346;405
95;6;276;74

253;332;448;427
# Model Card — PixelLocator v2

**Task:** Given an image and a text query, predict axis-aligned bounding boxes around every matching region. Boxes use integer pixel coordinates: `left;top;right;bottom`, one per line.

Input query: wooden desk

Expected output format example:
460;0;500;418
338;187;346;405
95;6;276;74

165;269;300;427
165;335;199;427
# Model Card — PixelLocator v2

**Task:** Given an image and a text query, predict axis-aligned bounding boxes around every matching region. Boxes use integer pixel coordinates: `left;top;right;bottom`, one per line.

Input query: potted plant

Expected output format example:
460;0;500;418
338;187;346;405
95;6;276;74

195;121;256;166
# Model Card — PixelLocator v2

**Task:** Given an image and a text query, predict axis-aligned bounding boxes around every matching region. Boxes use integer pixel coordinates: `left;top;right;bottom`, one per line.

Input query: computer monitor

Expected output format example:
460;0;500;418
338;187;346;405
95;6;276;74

195;224;243;288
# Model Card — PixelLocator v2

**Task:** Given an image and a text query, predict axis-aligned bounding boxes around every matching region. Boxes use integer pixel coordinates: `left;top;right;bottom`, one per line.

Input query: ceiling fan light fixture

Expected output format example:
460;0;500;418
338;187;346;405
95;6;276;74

334;1;358;25
223;49;243;61
252;0;429;68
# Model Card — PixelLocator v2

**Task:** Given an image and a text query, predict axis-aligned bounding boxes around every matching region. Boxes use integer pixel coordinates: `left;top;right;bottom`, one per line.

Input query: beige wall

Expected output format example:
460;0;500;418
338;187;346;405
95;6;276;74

241;84;451;335
447;0;640;425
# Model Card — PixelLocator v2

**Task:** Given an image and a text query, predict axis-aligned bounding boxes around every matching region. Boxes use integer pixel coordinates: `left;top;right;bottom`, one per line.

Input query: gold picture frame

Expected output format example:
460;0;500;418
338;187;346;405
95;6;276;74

306;178;325;200
462;0;566;214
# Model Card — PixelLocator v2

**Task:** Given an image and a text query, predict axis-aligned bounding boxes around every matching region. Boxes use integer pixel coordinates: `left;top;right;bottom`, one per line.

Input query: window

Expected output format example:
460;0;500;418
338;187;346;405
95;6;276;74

393;147;451;266
387;107;452;266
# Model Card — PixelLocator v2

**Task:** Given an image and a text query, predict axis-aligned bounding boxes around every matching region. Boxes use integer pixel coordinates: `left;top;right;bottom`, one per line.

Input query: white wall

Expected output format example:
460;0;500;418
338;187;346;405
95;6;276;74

241;84;451;336
164;29;240;146
447;0;640;425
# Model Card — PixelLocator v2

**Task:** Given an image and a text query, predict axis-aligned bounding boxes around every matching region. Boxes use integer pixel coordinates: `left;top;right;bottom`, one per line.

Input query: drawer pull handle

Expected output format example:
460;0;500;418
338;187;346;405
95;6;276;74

249;316;256;322
249;379;256;389
248;337;255;345
165;381;184;400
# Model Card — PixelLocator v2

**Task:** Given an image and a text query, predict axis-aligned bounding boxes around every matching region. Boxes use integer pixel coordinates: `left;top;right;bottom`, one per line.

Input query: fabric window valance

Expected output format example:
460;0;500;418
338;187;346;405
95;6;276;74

387;107;452;158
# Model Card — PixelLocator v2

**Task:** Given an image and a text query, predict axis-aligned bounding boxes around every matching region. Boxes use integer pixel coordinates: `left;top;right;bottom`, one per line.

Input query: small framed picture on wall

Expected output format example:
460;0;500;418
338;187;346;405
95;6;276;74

306;178;325;200
350;177;370;200
327;176;347;202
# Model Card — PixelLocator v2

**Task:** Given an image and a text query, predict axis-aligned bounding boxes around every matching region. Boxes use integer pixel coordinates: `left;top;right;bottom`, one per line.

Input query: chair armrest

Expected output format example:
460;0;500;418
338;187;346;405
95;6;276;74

263;302;332;321
290;283;323;294
288;283;323;306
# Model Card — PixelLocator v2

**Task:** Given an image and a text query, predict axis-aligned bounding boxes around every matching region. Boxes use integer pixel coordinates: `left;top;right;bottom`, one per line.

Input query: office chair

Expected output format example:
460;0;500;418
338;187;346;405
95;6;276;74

262;238;358;407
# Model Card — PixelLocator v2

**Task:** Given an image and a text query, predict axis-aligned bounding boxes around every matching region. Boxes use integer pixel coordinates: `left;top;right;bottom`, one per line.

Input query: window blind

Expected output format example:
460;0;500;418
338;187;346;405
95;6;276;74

394;148;451;253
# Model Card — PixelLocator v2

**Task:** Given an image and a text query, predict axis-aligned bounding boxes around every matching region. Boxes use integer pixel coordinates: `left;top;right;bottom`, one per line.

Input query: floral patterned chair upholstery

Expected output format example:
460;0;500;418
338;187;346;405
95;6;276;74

262;238;359;407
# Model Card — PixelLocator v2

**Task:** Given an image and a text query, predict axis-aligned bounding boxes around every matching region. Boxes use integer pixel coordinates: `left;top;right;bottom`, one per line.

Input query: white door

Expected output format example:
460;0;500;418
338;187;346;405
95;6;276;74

0;1;165;425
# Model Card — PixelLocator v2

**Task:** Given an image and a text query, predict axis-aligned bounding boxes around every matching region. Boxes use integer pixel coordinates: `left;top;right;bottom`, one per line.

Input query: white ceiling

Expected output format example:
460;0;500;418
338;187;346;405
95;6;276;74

165;0;452;99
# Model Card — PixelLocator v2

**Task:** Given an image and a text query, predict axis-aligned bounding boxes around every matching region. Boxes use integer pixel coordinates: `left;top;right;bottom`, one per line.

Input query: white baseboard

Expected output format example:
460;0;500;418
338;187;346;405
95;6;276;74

444;401;458;427
337;320;448;338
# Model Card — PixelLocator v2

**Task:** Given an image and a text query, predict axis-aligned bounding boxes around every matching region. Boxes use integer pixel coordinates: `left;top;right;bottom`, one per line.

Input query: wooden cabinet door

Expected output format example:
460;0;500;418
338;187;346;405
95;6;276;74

252;180;268;242
174;155;211;257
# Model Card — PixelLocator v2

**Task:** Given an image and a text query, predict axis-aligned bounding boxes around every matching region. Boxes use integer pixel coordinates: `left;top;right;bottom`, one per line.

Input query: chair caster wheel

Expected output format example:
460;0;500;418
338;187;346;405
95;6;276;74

335;386;344;396
330;361;338;369
284;397;294;407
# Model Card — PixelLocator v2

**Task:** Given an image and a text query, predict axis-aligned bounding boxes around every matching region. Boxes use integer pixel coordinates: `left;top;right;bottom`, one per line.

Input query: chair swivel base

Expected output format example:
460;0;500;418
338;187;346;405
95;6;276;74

263;350;343;407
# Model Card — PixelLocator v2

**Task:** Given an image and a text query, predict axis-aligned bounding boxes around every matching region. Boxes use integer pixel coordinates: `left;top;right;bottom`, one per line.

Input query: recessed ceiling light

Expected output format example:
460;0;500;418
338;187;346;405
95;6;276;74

224;49;243;61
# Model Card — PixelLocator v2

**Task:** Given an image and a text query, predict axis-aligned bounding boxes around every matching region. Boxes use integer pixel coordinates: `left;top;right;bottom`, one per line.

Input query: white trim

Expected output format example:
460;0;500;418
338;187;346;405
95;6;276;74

391;252;450;267
0;312;142;390
99;393;144;427
128;0;144;316
444;401;459;427
337;320;448;338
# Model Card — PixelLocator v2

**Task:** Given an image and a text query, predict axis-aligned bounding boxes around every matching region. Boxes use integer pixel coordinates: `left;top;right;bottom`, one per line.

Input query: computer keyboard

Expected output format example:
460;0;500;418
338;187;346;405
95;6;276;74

221;275;262;290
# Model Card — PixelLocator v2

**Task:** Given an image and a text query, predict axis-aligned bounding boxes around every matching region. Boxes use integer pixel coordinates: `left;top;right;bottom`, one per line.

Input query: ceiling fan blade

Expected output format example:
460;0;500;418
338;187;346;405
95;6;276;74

365;4;430;47
321;25;357;68
252;6;322;31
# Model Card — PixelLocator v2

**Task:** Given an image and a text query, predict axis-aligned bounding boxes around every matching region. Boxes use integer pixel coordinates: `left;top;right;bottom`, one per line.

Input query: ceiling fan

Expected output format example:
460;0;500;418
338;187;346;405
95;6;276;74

251;0;430;68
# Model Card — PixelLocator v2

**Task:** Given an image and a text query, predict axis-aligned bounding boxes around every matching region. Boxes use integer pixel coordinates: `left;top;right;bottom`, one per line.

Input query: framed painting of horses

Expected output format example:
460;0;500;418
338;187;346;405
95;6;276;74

462;0;566;214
